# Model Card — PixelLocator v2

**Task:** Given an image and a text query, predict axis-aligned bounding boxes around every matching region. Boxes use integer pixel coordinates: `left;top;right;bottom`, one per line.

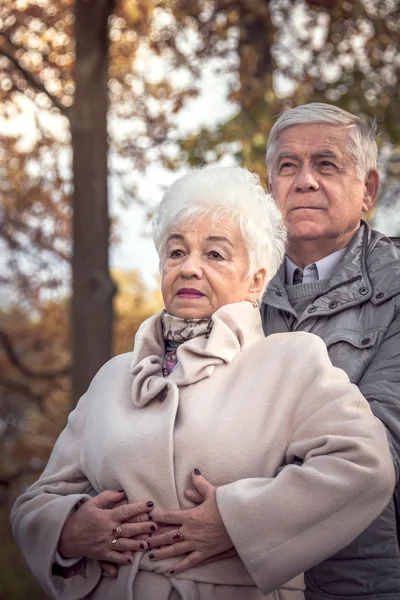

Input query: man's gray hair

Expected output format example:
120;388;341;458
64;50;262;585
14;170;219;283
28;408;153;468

266;103;378;180
153;166;287;297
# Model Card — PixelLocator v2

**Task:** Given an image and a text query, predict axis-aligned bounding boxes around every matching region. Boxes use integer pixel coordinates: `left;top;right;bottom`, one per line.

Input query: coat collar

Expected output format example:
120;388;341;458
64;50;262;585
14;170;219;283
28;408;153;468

130;301;264;408
263;221;400;319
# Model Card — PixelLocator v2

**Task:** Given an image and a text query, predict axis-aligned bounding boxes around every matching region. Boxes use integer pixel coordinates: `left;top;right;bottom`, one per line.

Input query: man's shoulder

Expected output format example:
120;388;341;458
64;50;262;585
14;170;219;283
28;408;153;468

368;226;400;254
366;227;400;295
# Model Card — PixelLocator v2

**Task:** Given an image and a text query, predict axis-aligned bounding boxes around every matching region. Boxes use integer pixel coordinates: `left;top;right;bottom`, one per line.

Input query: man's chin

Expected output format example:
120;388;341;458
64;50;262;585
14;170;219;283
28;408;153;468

288;225;325;241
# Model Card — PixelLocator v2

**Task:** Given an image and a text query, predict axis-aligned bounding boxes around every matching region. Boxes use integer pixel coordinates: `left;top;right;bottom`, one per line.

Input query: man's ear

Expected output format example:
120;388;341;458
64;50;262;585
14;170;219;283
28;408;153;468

362;169;379;213
267;175;274;196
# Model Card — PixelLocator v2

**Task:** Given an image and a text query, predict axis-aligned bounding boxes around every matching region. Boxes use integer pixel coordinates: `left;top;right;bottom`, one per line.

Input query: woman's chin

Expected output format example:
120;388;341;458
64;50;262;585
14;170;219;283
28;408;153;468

165;303;213;320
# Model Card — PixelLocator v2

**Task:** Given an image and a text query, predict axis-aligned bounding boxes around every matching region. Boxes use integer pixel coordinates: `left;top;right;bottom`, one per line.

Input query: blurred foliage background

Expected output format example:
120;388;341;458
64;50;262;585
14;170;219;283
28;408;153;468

1;0;400;597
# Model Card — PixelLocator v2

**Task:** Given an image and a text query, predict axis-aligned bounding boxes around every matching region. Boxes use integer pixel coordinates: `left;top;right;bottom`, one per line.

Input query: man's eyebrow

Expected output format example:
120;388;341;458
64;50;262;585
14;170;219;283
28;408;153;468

276;152;298;162
206;235;234;247
312;150;340;160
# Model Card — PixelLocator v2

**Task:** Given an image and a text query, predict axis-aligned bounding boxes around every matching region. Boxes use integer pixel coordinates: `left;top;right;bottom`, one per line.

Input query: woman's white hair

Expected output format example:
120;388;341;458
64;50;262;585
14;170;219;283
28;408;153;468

152;166;287;298
266;103;378;181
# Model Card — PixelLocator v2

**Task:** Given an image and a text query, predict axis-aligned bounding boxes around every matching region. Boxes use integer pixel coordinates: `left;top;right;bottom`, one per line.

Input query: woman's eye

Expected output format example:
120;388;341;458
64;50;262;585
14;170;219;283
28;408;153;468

209;250;223;260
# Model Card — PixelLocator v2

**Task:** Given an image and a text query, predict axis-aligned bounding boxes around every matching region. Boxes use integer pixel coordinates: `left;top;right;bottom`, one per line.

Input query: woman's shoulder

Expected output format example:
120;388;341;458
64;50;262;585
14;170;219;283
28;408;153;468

97;351;133;373
246;330;338;375
85;352;134;393
256;330;328;356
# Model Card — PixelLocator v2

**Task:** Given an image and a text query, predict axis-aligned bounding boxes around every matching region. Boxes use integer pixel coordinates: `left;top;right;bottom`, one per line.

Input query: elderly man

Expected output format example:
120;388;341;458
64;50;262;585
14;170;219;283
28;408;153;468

262;102;400;599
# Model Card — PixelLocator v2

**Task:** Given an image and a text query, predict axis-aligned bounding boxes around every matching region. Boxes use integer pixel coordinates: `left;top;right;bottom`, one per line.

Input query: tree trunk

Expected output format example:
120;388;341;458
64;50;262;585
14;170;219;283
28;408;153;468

237;1;275;109
70;0;116;406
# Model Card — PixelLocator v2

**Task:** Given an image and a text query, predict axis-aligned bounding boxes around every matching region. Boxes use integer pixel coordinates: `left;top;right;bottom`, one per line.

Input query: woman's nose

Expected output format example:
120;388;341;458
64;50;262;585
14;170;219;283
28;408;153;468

180;255;202;278
295;166;319;192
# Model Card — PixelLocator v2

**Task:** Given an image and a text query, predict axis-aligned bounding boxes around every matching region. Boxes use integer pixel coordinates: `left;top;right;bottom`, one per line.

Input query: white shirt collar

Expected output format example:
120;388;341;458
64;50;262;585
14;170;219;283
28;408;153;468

285;247;347;285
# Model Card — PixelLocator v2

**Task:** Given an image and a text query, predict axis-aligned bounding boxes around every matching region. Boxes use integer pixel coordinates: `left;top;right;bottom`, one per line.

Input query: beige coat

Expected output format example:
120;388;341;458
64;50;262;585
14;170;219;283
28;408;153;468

11;302;394;600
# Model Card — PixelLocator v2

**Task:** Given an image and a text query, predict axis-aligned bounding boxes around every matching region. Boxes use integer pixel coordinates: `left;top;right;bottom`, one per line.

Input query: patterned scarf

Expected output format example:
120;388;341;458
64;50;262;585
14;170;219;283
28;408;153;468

161;311;213;377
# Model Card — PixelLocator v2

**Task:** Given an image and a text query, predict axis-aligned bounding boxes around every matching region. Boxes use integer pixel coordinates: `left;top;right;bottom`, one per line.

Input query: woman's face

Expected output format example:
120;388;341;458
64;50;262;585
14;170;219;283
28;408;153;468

160;215;266;319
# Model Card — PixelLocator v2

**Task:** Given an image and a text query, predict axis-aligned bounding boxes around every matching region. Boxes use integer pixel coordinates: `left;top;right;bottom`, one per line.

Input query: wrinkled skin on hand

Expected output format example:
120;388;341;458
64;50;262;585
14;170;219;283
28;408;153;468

147;471;235;574
58;490;157;573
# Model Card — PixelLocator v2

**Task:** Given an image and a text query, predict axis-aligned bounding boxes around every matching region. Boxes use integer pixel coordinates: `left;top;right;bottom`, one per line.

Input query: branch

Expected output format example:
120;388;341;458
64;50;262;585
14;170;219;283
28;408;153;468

2;220;71;263
0;329;71;379
0;35;69;117
0;375;44;405
0;466;43;487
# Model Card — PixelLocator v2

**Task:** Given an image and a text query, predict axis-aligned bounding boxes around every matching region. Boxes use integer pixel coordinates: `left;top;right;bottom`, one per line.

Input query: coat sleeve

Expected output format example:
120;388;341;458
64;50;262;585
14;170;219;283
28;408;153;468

10;387;102;600
216;334;395;595
358;309;400;478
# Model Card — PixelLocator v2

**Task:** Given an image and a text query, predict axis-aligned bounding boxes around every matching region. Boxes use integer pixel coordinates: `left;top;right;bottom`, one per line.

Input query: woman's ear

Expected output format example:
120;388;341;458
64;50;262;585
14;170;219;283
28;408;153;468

247;268;267;299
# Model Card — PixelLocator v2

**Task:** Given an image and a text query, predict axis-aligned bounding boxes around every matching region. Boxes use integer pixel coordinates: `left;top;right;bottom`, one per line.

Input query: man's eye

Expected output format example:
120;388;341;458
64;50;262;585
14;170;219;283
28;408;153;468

320;161;335;168
169;249;184;258
279;162;295;170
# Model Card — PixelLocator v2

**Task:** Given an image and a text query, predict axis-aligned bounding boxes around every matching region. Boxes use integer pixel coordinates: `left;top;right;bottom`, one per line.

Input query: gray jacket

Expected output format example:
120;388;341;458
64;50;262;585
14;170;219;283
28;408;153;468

261;221;400;599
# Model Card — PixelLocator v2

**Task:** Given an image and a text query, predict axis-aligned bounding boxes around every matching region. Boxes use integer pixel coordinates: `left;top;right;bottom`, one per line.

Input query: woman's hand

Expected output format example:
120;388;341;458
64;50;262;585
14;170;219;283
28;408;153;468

58;490;157;566
147;471;234;574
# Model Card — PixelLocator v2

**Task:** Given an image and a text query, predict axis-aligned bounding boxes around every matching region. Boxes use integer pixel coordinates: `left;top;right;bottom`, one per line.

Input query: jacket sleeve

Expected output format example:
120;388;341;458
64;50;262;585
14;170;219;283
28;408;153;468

358;309;400;477
216;334;395;595
10;388;102;600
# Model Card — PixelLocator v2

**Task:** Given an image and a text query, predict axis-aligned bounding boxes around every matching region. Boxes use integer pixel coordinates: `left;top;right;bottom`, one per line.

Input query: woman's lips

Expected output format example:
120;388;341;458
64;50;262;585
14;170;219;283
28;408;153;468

177;288;205;299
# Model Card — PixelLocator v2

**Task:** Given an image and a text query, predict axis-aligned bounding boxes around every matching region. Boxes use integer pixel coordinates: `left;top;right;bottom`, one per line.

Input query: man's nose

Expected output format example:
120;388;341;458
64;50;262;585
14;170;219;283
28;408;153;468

180;254;202;278
295;166;319;192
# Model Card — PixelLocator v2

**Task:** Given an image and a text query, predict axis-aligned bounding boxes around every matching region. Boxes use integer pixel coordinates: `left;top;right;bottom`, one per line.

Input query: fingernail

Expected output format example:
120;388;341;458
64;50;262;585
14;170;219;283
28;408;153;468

170;570;175;575
128;557;133;563
146;501;154;508
194;468;201;475
150;524;156;532
140;543;145;550
148;514;153;521
118;489;125;494
149;553;155;560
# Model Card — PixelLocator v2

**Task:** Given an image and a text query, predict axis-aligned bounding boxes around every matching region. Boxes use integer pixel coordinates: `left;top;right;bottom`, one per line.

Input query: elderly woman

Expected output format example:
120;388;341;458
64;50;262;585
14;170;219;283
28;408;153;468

12;166;394;600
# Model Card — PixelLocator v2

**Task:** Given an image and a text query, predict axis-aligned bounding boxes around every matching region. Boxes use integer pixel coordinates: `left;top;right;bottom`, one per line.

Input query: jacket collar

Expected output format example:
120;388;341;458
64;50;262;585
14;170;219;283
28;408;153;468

130;301;264;407
263;221;400;320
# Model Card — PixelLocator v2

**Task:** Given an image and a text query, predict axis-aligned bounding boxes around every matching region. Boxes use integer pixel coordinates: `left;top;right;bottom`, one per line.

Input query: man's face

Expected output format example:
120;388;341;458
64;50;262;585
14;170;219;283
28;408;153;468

268;123;378;253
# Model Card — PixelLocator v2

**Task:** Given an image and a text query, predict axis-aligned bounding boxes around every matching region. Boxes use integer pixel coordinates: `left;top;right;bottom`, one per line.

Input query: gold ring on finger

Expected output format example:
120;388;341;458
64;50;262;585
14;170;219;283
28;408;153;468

111;537;118;550
112;525;122;538
172;528;184;542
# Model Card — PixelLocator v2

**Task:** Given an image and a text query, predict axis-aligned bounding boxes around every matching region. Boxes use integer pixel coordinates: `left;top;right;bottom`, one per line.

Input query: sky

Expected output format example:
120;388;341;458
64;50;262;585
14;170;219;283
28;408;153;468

109;62;237;288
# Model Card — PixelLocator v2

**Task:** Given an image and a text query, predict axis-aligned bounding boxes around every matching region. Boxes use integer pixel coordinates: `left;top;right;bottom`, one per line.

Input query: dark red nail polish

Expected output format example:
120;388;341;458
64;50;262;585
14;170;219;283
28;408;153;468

149;553;155;559
140;543;145;550
118;489;125;493
146;501;154;508
194;468;201;475
170;570;175;575
148;514;153;521
150;524;156;532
